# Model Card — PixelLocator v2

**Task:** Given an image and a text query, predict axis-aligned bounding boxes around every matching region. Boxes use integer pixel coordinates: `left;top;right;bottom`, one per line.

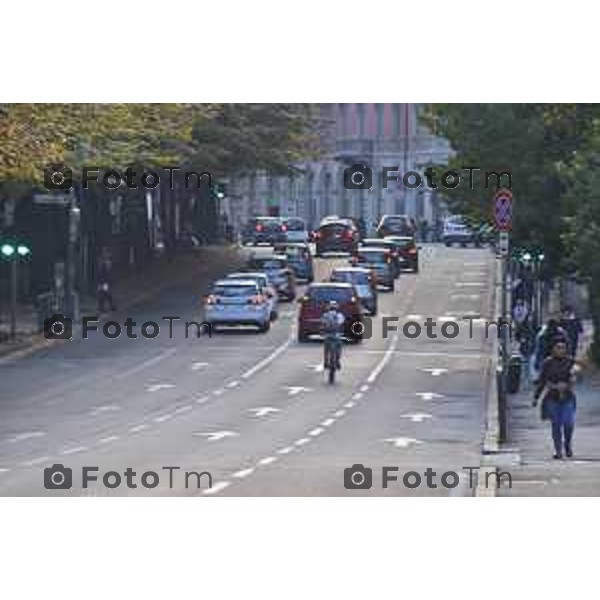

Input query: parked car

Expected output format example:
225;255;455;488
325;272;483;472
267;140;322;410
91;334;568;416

297;282;364;343
273;242;314;282
226;272;279;321
442;215;476;246
314;218;360;256
247;254;296;301
350;247;395;291
358;238;402;278
203;279;271;332
242;217;287;246
281;217;309;243
376;214;415;238
383;235;420;272
330;267;377;315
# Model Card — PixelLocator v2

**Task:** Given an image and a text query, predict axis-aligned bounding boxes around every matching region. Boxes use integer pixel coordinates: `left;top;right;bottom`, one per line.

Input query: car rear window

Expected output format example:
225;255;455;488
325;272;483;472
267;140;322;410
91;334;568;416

332;271;370;285
321;223;350;233
357;251;387;263
213;284;258;297
283;219;305;231
387;238;414;248
307;287;353;303
250;258;286;270
252;219;281;230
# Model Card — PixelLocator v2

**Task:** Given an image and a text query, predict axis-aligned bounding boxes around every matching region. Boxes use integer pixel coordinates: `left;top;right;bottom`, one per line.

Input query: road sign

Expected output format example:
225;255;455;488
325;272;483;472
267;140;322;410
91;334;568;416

499;231;509;256
33;192;72;206
494;188;513;231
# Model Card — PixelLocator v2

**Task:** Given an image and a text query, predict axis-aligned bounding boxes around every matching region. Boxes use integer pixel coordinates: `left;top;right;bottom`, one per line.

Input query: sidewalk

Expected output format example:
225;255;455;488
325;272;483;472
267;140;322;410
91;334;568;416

0;245;244;359
499;330;600;496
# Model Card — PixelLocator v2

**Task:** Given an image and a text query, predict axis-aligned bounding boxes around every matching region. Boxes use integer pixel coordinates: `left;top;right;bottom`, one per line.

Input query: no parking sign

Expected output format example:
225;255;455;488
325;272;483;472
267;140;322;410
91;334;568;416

494;188;513;231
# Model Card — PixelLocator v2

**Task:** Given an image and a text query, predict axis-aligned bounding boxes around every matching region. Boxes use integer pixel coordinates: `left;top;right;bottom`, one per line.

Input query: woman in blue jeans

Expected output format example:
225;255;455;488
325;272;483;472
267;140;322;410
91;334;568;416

533;340;577;459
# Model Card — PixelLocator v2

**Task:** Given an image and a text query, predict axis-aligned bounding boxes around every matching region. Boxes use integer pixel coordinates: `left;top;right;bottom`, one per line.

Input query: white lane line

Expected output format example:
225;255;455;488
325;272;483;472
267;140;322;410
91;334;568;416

257;456;278;466
277;446;295;455
191;361;210;371
344;401;356;409
195;396;210;404
285;386;312;396
7;431;46;443
455;282;485;287
400;413;433;423
117;348;177;379
334;409;346;418
154;414;173;423
309;363;325;373
226;380;241;389
450;293;480;300
422;368;448;376
309;428;324;437
98;435;120;444
295;438;310;446
203;481;231;495
406;314;423;321
232;468;255;479
366;334;399;383
89;405;121;417
438;316;458;322
174;405;193;415
360;385;369;393
213;388;225;396
249;407;281;417
146;383;175;393
195;431;238;442
61;445;88;455
242;337;292;379
416;392;445;401
129;424;148;433
364;350;483;358
352;392;364;400
383;437;424;448
0;468;11;473
321;418;336;427
22;456;49;467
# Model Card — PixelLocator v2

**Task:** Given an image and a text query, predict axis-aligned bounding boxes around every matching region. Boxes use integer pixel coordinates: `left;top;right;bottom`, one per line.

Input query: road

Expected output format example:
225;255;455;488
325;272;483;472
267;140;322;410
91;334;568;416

0;245;496;496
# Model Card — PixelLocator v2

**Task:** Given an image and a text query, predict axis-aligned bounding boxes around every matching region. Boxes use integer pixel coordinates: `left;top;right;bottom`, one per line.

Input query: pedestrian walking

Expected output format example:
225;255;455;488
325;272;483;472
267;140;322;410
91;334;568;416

532;340;577;459
97;252;116;313
559;305;583;359
533;318;569;373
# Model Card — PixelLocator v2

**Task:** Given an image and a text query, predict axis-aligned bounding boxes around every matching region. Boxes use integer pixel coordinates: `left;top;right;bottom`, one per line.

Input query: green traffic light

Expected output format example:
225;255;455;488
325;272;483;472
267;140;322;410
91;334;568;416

17;245;31;257
1;243;15;257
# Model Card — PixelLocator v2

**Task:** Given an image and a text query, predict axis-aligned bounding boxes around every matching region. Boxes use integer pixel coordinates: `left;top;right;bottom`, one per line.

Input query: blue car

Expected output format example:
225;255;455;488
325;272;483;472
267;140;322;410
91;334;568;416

274;242;314;282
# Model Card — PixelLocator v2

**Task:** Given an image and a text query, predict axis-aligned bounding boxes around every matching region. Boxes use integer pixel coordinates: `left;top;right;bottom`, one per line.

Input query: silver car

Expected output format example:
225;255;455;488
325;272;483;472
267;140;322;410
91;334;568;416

204;279;271;332
226;272;279;320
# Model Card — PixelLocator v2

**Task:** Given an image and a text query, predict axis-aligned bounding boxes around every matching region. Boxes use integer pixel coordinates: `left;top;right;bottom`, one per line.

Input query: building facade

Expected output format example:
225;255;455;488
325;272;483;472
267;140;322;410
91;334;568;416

224;103;452;232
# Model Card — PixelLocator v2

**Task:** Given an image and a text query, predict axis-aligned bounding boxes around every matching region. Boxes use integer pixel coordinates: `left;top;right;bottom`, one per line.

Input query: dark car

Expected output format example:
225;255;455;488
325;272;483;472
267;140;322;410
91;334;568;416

358;238;402;278
297;282;364;343
330;267;377;315
376;214;415;238
273;242;314;282
350;247;395;291
242;217;287;246
383;235;419;272
247;254;297;301
314;219;360;256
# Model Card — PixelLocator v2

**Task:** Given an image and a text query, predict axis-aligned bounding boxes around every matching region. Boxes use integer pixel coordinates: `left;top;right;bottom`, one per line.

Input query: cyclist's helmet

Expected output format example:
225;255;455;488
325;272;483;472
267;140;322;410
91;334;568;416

327;300;339;310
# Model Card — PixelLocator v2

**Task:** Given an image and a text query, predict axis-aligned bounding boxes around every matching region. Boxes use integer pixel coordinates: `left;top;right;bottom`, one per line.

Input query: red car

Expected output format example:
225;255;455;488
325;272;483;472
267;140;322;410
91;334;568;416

297;282;364;343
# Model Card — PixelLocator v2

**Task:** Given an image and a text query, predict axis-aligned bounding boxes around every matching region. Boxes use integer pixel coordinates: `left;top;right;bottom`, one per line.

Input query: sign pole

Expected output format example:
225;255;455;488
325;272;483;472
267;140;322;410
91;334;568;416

10;257;17;342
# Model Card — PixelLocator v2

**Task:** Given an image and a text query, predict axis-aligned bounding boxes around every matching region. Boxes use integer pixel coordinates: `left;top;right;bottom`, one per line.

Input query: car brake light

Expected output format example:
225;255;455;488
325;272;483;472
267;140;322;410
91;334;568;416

255;224;263;232
248;295;265;304
408;247;417;254
314;231;321;239
205;294;218;305
281;224;288;232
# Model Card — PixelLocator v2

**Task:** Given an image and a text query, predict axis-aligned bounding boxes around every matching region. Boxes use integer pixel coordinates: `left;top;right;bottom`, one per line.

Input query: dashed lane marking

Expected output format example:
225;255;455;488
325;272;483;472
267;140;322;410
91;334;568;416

242;337;292;379
295;438;311;446
195;396;210;404
226;380;241;389
321;418;336;427
232;468;255;479
343;401;356;408
6;431;46;444
203;481;231;495
61;445;88;455
360;385;369;393
309;428;324;437
334;409;346;418
277;446;295;455
366;334;398;383
154;414;173;423
129;424;148;433
98;435;120;444
174;405;193;415
146;383;175;393
257;456;278;466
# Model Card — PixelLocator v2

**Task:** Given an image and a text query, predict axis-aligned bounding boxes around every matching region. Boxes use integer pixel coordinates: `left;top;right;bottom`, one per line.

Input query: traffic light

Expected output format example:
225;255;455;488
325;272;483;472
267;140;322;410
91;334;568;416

0;238;31;261
211;183;226;200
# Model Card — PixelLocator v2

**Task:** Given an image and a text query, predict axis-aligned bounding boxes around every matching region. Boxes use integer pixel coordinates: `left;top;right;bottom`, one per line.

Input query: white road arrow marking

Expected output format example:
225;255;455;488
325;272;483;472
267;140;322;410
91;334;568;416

416;392;445;401
382;437;424;448
191;362;209;371
146;383;175;393
400;413;433;423
422;368;448;377
285;386;312;396
196;431;239;442
248;407;281;417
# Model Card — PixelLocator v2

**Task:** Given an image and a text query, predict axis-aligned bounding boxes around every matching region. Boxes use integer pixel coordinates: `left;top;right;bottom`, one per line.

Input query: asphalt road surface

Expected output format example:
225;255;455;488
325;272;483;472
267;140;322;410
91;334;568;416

0;245;496;496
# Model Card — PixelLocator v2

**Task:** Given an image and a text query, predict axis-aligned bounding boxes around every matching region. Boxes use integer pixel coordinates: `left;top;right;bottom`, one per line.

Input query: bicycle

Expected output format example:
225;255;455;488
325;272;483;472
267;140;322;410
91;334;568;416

323;334;342;384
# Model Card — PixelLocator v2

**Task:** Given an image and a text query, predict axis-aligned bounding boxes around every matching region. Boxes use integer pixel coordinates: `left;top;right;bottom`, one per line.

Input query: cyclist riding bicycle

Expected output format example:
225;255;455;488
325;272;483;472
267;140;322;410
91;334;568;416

320;300;345;369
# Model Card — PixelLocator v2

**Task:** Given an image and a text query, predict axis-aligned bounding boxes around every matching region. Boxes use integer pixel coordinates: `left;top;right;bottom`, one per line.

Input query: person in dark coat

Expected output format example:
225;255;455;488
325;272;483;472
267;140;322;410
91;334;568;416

97;255;116;313
533;340;577;459
559;305;583;359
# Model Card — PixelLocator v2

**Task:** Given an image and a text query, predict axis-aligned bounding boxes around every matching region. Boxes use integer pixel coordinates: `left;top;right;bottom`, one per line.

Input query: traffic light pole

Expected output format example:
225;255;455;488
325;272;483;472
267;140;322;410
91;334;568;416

10;257;17;342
